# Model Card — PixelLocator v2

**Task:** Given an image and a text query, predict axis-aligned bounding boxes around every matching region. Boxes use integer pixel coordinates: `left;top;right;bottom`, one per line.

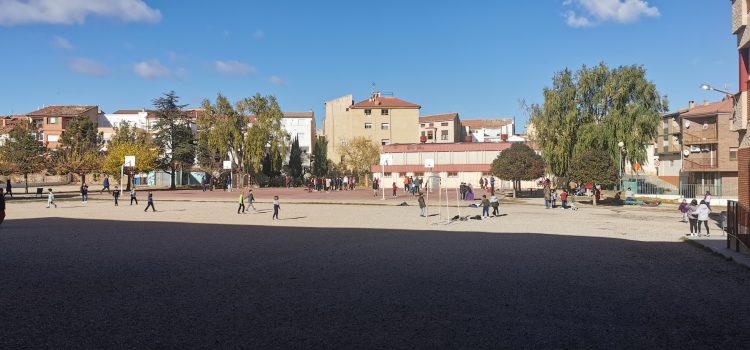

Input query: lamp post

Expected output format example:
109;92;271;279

618;141;625;190
700;83;734;96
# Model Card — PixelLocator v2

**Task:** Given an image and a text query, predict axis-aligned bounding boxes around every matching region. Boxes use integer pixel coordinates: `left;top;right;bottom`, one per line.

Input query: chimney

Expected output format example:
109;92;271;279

688;100;695;109
703;100;710;106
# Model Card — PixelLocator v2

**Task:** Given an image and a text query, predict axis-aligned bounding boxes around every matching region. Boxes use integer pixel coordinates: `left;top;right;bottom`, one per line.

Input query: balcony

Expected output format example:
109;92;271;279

682;128;718;145
683;156;718;171
656;143;681;154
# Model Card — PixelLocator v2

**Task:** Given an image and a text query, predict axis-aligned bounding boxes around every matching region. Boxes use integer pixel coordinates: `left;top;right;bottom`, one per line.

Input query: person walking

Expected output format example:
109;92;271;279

479;177;485;190
480;195;490;217
272;195;280;220
403;176;409;193
0;188;5;225
490;176;495;194
418;193;427;217
247;190;256;211
101;176;110;194
46;188;57;208
687;199;699;236
490;194;499;216
237;191;246;214
543;180;551;209
80;183;88;204
697;199;711;237
678;199;689;222
5;178;12;198
560;190;568;209
392;182;398;197
130;187;138;205
372;178;379;196
112;186;120;206
144;191;156;212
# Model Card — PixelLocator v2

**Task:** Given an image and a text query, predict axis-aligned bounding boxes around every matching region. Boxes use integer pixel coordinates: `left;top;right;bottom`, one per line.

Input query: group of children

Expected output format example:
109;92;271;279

678;196;713;237
45;187;156;212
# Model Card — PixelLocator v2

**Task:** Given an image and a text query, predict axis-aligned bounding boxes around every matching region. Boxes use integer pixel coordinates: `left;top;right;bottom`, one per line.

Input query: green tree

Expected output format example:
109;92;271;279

312;136;328;177
237;93;288;176
101;122;157;190
53;115;103;185
340;136;380;183
568;148;619;190
152;91;196;190
0;120;46;193
199;94;247;188
529;63;667;177
288;137;303;180
491;142;545;198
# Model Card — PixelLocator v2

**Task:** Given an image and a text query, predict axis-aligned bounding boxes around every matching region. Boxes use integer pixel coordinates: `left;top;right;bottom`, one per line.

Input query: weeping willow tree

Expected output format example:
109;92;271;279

529;63;667;177
237;94;288;182
199;94;247;187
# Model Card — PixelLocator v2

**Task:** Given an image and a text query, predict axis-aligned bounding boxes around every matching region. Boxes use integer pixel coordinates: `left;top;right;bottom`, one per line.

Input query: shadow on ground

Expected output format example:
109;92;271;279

1;218;749;349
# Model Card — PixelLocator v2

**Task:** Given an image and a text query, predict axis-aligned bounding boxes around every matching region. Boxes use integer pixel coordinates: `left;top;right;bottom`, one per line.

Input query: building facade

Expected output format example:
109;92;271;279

654;111;684;187
419;113;461;143
732;0;750;207
461;119;514;143
323;92;420;163
680;99;739;198
370;142;514;188
26;105;99;148
279;112;316;166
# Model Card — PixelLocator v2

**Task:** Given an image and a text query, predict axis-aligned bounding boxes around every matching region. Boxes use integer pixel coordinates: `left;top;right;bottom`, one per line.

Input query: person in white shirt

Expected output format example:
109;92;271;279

490;194;499;216
703;191;712;210
624;187;635;201
696;200;711;237
46;188;57;208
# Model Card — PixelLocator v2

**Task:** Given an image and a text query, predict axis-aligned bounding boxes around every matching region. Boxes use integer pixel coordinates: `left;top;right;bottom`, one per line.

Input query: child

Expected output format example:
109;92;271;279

144;191;156;212
130;187;138;205
247;190;256;211
238;191;246;214
46;188;57;208
272;195;280;220
392;182;397;197
678;199;689;222
113;186;120;206
697;199;711;237
560;190;568;209
481;195;490;217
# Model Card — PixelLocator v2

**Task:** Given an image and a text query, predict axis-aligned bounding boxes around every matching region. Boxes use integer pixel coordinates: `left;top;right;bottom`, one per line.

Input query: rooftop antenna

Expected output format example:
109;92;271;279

371;82;376;93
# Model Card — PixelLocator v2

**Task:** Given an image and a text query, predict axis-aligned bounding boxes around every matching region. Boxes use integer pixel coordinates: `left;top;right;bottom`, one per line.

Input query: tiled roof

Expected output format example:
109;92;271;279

283;112;314;118
27;105;97;117
681;99;734;117
461;119;513;129
113;109;150;114
371;164;492;173
383;142;513;153
351;96;420;109
420;113;458;123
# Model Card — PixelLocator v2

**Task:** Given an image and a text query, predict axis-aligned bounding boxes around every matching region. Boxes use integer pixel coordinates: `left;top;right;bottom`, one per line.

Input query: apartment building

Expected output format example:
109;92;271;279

732;0;750;207
419;113;461;143
461;119;515;142
680;99;738;198
323;92;421;163
654;111;683;187
26;105;99;148
280;112;316;166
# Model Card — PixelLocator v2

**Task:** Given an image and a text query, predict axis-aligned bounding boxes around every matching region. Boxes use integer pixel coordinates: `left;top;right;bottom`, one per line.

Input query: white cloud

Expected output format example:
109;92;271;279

67;57;108;76
269;75;286;86
214;60;255;76
133;59;170;79
253;30;264;39
0;0;161;26
52;35;73;49
563;0;659;28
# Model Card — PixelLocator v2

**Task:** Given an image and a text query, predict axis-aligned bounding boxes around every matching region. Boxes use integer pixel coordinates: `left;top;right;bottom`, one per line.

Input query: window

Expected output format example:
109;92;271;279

381;123;390;130
381;139;390;145
364;109;372;116
441;122;448;126
381;109;389;115
730;147;738;161
35;133;44;142
427;131;434;140
364;123;373;129
447;172;458;178
414;172;424;177
384;172;392;177
47;134;60;143
421;123;426;127
48;117;58;124
441;130;449;140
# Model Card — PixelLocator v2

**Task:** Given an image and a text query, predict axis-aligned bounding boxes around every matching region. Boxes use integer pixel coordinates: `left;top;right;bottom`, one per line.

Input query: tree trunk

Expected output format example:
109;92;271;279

170;164;177;190
24;173;29;194
81;173;86;186
126;172;132;191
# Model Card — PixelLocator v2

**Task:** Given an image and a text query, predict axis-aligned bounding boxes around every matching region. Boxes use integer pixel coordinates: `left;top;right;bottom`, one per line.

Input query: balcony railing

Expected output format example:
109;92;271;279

683;157;718;171
682;131;718;145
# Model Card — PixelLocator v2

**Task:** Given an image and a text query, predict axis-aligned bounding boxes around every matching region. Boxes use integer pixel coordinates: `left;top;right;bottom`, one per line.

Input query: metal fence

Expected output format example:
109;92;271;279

727;200;750;252
680;183;737;199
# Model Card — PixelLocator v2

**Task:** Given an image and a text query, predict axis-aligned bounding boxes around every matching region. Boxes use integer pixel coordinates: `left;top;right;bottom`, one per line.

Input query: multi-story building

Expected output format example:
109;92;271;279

461;119;514;143
654;110;684;187
680;99;738;198
323;92;421;163
732;0;750;208
0;115;30;146
26;105;99;148
98;109;153;147
279;112;316;166
419;113;461;143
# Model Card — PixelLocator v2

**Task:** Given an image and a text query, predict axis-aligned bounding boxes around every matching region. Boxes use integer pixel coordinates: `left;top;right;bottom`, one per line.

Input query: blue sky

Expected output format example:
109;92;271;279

0;0;736;131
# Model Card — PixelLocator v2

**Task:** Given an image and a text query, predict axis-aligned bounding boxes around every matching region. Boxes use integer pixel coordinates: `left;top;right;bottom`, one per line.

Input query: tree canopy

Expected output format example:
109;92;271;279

529;63;667;177
199;94;247;186
0;120;46;193
52;115;103;184
237;93;288;176
312;136;328;177
152;91;195;190
491;142;545;197
340;137;380;181
288;136;303;179
567;148;619;186
101;122;157;189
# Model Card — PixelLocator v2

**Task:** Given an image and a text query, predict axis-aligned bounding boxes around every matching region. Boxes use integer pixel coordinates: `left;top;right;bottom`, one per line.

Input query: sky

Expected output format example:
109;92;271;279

0;0;737;132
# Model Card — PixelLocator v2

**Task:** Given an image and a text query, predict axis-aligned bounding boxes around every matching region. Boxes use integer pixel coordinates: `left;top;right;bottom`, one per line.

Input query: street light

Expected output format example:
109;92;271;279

700;83;734;96
618;141;625;190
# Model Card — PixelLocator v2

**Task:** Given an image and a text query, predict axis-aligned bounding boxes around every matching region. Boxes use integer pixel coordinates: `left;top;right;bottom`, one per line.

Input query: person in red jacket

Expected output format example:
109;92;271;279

392;182;397;197
560;190;568;209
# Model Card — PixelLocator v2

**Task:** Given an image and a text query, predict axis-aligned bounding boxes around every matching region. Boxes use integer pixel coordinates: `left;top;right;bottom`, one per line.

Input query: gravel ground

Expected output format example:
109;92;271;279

2;200;749;349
